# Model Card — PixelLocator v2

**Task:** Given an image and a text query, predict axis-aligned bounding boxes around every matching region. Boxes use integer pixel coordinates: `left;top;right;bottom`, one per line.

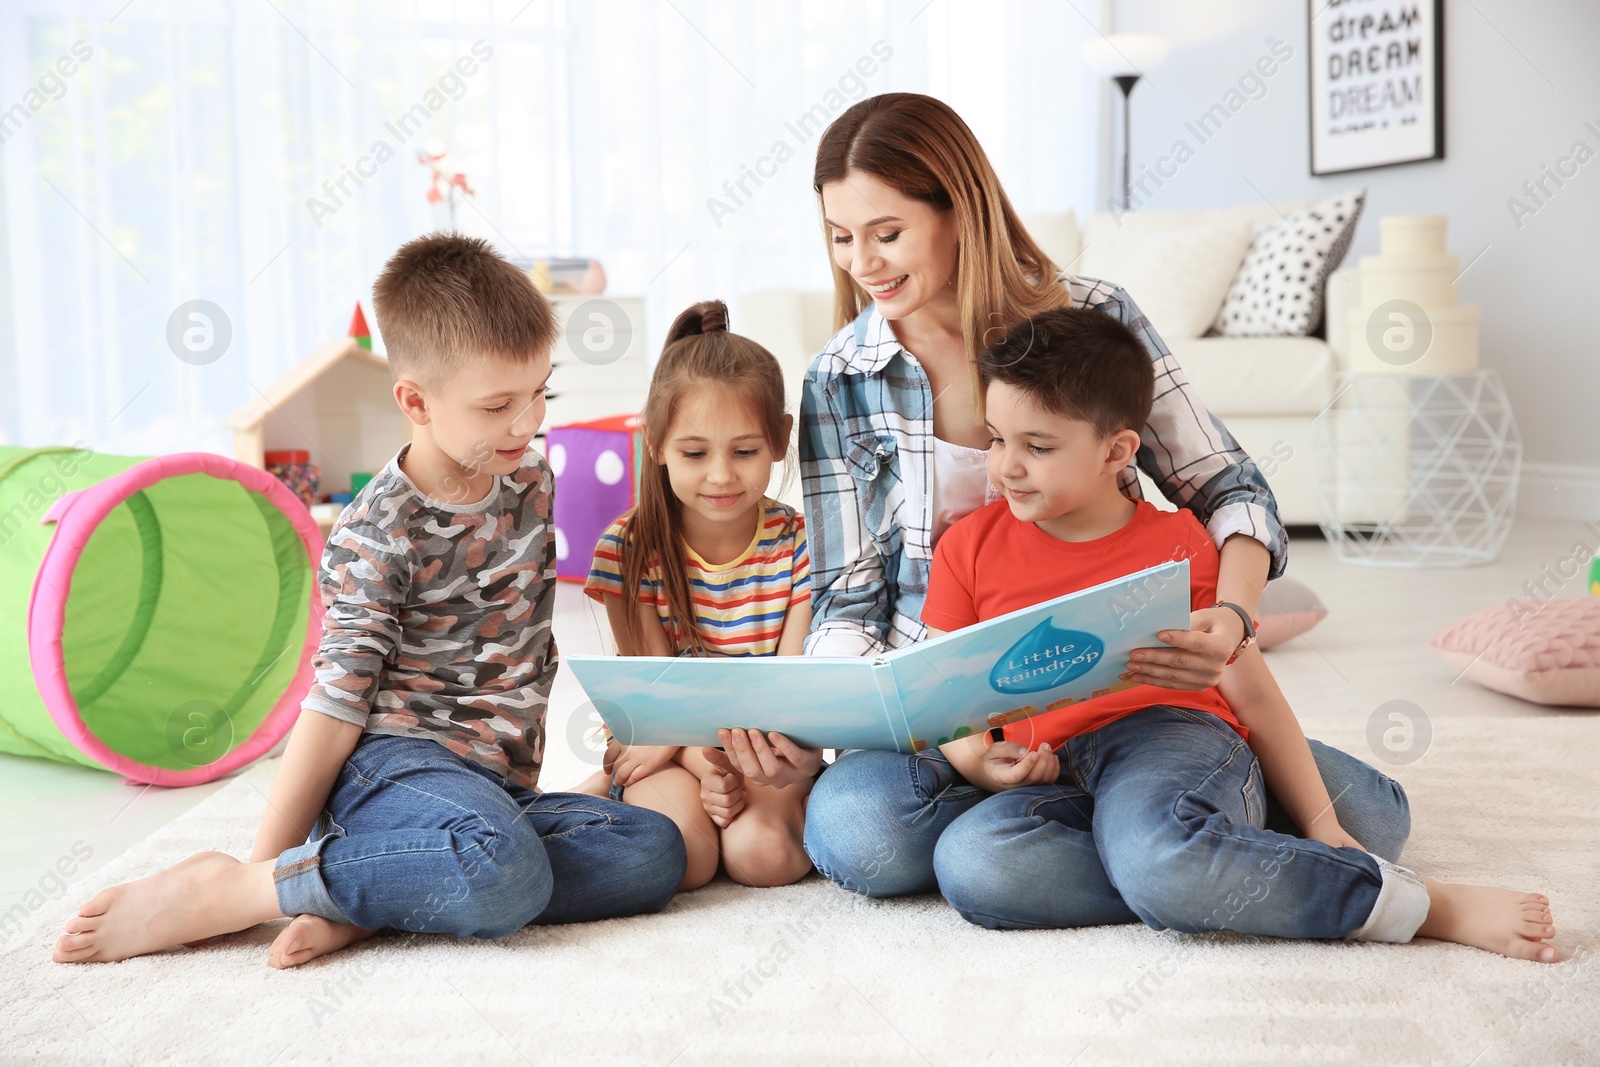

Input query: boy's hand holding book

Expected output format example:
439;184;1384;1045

941;733;1060;794
976;740;1059;792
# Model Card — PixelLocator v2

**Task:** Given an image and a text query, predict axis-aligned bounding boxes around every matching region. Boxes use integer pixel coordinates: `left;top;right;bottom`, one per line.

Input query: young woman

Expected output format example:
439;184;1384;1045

794;92;1410;911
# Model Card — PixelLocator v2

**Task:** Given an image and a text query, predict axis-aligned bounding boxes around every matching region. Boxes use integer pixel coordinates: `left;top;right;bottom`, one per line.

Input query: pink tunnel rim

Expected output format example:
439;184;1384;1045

26;451;323;787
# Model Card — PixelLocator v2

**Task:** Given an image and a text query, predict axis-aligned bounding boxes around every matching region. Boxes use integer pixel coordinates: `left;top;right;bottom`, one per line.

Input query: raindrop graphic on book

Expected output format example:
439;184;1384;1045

990;620;1104;695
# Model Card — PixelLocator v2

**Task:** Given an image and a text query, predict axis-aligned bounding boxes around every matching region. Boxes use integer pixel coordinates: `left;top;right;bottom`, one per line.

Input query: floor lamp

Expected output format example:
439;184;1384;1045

1082;34;1170;212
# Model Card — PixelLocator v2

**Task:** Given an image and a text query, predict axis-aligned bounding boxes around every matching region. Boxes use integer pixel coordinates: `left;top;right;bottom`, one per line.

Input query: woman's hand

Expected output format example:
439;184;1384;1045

606;743;680;788
1124;606;1247;690
715;728;823;789
699;748;747;827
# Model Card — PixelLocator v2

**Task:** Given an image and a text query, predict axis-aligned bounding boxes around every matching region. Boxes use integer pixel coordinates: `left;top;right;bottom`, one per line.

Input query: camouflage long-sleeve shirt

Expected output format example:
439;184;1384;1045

303;445;557;789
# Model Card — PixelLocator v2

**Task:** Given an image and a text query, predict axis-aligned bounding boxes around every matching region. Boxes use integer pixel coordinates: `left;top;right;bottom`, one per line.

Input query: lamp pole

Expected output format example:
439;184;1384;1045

1113;73;1140;213
1083;34;1168;214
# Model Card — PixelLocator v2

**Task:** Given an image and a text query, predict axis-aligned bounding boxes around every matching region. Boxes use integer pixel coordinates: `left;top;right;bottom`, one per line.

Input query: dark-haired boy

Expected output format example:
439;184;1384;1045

921;307;1556;960
54;234;685;967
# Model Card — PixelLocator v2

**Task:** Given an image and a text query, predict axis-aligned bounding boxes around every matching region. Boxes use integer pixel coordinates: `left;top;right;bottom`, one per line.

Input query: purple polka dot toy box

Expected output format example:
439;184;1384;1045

547;414;644;583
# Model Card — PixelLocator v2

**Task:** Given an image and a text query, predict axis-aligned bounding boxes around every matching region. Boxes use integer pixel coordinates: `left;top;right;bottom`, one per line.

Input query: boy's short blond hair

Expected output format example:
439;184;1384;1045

371;233;557;384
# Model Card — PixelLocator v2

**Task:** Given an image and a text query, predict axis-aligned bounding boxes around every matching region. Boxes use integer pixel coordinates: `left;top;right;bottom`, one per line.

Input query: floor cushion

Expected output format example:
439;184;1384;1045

1257;574;1328;650
1428;598;1600;707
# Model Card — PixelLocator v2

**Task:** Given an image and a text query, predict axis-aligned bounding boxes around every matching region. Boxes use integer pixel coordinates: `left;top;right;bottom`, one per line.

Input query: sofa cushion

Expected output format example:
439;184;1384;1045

1020;211;1082;274
1074;202;1318;342
1214;189;1365;337
1166;335;1334;417
1102;216;1255;341
1078;201;1312;270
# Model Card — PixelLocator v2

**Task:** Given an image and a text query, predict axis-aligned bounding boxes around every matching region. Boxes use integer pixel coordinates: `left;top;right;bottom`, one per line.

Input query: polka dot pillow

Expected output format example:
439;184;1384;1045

1213;189;1365;337
1428;598;1600;707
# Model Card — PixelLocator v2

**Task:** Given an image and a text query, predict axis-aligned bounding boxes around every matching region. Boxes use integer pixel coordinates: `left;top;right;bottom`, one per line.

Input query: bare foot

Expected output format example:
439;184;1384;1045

52;851;281;964
268;914;378;969
1418;878;1558;962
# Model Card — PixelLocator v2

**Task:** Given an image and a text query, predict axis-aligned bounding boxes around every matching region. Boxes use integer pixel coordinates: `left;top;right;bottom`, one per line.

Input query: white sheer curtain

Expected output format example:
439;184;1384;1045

0;0;1100;456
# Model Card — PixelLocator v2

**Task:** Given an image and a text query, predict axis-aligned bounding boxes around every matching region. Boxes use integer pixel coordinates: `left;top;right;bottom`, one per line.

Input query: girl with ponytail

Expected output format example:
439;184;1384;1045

580;300;819;890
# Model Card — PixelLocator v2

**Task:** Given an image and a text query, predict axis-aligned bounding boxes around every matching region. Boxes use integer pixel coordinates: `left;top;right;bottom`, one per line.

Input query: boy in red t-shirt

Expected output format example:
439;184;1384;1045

922;307;1556;960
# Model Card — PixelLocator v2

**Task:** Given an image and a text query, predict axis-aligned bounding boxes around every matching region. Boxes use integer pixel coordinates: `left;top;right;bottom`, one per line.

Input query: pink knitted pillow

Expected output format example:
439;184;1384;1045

1428;599;1600;707
1256;575;1328;651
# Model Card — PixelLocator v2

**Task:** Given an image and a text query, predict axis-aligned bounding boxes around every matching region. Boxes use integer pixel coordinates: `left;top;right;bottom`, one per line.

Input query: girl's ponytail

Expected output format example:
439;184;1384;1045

665;299;729;342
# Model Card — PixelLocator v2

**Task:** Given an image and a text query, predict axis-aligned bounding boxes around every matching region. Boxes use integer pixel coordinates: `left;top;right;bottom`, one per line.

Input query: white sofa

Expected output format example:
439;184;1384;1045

739;203;1361;526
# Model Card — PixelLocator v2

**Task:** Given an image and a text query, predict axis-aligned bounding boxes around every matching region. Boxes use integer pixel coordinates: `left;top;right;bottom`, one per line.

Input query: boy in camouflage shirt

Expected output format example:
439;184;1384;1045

53;235;686;967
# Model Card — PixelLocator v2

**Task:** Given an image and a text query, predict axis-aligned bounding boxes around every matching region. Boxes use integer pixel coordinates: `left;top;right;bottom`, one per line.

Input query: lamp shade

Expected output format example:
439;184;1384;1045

1081;33;1170;78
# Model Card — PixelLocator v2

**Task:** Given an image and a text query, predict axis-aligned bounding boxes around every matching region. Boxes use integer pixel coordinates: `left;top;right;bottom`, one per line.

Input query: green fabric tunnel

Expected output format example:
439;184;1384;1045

0;446;322;786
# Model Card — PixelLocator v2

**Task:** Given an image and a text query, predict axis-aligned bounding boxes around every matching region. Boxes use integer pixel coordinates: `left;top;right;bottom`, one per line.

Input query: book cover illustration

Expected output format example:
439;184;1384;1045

564;559;1191;753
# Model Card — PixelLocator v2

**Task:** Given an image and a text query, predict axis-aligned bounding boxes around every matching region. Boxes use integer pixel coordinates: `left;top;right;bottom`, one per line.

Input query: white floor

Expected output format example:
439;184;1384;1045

5;515;1592;916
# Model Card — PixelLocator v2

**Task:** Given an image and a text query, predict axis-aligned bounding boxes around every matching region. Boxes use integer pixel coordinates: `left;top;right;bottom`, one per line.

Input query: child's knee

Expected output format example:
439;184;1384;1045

679;844;718;892
932;817;1006;921
612;774;698;900
723;812;811;888
1306;740;1412;863
1351;775;1412;864
1112;831;1243;933
662;805;718;891
618;805;689;909
414;827;553;939
724;838;811;888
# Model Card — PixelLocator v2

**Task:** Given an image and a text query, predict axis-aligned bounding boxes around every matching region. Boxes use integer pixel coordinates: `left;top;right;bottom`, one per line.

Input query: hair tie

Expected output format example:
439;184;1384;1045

700;304;728;333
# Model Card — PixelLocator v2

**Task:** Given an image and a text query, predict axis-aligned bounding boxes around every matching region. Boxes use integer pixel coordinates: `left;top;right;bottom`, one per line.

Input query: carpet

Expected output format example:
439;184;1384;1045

2;714;1596;1066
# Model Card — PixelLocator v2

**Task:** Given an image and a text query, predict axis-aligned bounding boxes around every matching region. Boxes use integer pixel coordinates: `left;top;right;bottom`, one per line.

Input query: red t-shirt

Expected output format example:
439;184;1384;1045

922;499;1244;750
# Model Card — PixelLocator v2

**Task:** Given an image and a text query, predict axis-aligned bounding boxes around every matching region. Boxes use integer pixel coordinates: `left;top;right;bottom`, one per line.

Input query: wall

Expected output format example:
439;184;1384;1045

1110;0;1600;518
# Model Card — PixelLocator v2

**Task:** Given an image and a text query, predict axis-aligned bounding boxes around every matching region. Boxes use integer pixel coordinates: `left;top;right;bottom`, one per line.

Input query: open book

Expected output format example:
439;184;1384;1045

565;559;1191;753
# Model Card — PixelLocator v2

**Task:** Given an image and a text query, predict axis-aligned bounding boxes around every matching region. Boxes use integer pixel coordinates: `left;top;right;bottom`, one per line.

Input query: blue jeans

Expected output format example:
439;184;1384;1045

930;707;1389;934
273;735;686;937
804;725;1409;905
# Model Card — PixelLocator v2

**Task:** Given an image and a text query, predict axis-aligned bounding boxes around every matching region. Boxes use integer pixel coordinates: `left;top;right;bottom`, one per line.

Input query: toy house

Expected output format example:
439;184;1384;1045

225;309;409;533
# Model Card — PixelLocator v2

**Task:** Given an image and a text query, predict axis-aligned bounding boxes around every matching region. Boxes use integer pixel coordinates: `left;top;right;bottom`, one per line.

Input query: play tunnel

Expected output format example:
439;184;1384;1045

0;446;322;786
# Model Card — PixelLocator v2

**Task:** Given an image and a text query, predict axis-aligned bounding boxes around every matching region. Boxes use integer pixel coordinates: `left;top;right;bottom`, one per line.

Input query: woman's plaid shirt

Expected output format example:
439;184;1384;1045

799;275;1288;658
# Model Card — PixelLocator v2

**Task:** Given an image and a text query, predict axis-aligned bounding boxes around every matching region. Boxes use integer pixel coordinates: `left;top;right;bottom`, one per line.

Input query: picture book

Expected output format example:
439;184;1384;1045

564;559;1192;753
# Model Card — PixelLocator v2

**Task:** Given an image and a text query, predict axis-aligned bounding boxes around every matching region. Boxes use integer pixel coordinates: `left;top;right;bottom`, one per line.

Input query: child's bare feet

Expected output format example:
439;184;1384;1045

268;914;378;969
1418;878;1558;962
52;851;282;964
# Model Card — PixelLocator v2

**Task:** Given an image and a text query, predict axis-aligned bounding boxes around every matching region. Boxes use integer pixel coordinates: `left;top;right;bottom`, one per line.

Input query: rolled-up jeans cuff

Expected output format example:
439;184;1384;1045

273;832;355;925
1346;856;1429;944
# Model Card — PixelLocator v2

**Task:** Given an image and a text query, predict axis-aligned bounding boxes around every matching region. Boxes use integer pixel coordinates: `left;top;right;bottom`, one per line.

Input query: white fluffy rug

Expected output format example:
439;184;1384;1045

3;714;1596;1066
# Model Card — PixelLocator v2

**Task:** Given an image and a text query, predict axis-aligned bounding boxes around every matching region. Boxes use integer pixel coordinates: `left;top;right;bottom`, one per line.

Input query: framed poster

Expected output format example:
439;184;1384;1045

1308;0;1444;175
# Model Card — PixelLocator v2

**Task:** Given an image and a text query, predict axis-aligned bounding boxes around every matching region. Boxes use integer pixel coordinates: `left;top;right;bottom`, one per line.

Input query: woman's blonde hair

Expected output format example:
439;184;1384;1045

616;300;794;656
813;93;1071;412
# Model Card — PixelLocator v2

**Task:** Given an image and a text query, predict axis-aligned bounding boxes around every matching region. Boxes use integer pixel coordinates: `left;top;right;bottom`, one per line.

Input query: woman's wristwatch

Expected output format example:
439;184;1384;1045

1213;601;1257;665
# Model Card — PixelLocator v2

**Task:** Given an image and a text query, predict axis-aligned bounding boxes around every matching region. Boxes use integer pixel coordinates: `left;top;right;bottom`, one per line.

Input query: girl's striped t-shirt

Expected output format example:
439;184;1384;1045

584;498;810;657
